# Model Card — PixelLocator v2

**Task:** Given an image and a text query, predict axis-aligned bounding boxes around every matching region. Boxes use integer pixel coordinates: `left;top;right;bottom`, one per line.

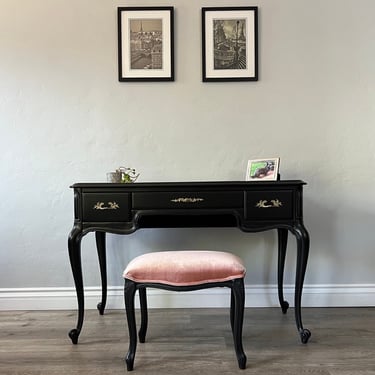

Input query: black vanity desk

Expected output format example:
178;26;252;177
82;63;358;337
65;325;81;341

68;180;311;345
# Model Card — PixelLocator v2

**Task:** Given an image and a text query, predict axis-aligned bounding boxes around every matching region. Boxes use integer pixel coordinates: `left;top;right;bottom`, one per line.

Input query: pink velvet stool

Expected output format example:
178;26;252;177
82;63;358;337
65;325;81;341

123;250;247;371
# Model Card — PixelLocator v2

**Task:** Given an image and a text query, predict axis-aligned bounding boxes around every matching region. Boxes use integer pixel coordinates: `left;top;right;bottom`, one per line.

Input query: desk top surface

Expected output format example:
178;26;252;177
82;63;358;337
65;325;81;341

71;180;306;189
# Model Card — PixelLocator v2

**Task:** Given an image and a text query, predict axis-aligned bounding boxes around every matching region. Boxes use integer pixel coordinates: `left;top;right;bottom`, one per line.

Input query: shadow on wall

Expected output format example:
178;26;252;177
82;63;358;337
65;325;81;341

92;197;375;291
303;195;375;286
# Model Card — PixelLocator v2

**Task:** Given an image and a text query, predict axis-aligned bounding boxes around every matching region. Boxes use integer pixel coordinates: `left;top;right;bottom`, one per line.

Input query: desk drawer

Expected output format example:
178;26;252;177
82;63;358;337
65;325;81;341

133;191;243;210
82;193;131;222
245;190;293;220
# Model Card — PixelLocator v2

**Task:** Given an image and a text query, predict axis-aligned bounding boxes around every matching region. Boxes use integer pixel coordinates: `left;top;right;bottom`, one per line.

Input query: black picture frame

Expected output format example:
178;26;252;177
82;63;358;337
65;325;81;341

202;7;258;82
117;7;174;82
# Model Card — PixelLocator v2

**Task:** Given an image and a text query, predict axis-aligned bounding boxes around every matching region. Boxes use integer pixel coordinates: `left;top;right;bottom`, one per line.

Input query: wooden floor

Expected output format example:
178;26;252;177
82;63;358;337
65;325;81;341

0;307;374;375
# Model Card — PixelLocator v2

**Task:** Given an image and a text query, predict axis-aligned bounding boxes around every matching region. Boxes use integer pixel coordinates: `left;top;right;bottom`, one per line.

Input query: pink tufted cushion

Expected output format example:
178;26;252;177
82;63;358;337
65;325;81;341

123;251;246;286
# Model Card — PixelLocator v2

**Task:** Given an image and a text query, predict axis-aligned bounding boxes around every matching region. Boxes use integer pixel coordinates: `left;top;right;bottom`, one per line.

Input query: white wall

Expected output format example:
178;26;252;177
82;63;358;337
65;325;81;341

1;0;375;308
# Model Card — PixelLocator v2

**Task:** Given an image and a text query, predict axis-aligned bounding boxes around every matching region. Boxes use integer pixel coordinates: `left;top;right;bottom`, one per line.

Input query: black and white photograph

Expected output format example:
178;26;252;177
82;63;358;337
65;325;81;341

129;19;163;70
202;7;258;82
213;19;247;70
118;7;174;81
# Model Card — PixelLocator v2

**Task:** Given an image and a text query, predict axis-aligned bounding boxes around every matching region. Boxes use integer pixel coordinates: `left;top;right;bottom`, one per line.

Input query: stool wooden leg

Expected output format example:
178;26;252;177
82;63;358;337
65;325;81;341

138;287;148;343
232;278;247;370
230;288;235;335
124;279;137;371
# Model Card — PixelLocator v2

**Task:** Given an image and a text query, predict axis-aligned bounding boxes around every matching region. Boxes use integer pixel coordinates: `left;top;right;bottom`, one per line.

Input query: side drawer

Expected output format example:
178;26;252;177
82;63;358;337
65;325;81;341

245;190;293;220
133;191;243;210
82;193;131;222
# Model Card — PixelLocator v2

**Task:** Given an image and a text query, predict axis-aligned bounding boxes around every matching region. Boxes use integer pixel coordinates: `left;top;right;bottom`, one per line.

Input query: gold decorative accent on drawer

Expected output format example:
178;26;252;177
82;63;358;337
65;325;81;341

255;199;283;208
93;201;120;210
171;197;204;203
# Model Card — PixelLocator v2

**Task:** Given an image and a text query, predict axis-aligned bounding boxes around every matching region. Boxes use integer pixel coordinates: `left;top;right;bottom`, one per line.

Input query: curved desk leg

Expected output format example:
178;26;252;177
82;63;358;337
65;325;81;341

293;223;311;344
95;231;107;315
68;226;84;344
277;228;289;314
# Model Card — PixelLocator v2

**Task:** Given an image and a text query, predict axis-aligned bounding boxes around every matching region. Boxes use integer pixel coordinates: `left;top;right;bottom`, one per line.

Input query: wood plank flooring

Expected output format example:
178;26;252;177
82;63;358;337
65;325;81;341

0;307;374;374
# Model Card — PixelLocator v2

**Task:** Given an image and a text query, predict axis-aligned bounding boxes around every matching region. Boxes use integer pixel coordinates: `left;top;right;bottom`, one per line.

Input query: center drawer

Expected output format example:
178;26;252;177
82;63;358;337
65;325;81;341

133;191;243;210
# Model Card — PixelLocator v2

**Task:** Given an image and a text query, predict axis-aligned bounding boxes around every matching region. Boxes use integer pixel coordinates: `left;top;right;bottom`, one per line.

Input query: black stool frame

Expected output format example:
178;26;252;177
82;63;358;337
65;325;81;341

124;278;246;371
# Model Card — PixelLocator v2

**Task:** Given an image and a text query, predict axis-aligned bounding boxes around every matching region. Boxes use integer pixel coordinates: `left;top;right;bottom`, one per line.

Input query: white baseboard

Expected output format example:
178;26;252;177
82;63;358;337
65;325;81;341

0;284;374;310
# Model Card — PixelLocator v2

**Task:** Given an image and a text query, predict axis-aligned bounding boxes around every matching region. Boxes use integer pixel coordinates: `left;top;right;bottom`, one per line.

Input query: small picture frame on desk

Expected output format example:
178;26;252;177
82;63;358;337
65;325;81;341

246;158;280;181
117;6;174;82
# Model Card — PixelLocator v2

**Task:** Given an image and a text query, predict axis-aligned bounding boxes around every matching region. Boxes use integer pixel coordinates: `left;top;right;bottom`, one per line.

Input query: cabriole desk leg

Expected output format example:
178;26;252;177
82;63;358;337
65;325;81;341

68;226;84;344
95;231;107;315
277;228;289;314
293;223;311;344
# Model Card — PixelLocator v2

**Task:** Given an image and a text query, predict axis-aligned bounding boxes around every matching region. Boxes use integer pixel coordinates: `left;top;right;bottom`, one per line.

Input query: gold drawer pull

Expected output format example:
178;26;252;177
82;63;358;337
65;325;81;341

93;201;120;210
255;199;282;208
171;197;204;203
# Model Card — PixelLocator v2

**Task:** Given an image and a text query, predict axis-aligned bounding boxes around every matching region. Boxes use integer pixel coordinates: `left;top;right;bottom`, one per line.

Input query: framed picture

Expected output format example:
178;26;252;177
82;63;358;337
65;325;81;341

246;158;280;181
202;7;258;82
117;7;174;82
